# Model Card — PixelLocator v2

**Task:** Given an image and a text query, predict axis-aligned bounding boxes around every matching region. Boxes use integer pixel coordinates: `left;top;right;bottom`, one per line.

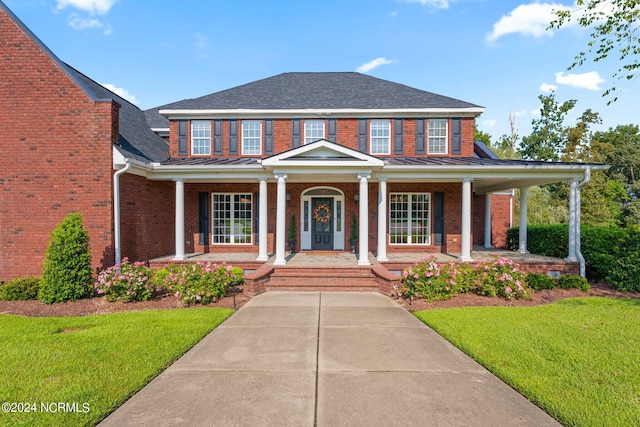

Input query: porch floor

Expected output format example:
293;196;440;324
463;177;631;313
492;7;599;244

149;247;570;268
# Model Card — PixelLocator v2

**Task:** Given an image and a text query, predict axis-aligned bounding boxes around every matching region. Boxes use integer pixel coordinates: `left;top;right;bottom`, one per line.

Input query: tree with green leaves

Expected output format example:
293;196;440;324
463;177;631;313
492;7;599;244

550;0;640;103
520;91;577;161
39;212;93;304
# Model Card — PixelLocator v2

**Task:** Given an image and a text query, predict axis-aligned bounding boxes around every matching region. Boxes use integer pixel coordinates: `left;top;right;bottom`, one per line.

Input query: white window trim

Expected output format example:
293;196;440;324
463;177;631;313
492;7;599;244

370;119;391;155
304;120;325;145
389;192;431;245
211;193;253;245
427;119;448;155
241;120;262;155
191;120;211;155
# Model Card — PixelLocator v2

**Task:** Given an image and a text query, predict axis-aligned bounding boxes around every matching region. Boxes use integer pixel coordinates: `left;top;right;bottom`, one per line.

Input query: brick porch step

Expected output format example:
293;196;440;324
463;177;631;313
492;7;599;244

264;266;379;292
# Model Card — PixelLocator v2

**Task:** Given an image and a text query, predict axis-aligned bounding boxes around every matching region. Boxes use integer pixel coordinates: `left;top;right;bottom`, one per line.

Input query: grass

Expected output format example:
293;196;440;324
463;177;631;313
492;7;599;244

414;297;640;427
0;308;234;427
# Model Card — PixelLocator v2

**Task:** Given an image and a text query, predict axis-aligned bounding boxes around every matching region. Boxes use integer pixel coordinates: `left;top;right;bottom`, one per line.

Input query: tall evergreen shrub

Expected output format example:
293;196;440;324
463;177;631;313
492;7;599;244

39;212;93;303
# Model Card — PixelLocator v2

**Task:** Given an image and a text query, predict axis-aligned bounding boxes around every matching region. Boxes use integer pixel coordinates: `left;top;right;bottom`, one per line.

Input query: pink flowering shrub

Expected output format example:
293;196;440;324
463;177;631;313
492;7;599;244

155;262;238;305
94;258;157;302
399;254;530;301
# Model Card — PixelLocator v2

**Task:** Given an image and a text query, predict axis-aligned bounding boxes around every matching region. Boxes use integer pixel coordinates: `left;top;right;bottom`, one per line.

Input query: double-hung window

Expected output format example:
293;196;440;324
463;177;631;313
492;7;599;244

370;119;391;155
304;120;324;144
242;120;262;155
428;119;447;154
212;193;253;244
389;193;431;245
191;120;211;155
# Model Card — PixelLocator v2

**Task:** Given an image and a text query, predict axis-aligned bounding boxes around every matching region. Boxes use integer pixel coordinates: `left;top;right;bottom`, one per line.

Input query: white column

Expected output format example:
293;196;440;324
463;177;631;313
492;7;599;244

173;178;186;261
257;177;269;261
565;179;578;262
358;174;370;265
484;192;493;249
519;187;529;254
274;174;287;266
460;178;473;262
377;178;388;262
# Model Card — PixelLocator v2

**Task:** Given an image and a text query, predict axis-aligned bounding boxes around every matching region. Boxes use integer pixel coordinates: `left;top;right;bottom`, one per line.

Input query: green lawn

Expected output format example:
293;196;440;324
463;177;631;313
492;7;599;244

0;308;234;427
414;297;640;427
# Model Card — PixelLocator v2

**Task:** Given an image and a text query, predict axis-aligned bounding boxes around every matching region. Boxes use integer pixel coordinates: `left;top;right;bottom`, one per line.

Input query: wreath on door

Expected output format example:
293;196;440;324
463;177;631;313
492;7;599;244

313;204;331;223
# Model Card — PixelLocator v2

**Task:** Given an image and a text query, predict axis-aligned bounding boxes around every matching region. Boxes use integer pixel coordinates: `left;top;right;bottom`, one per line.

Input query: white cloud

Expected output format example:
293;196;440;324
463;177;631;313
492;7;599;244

555;71;605;90
101;83;138;105
356;57;395;73
68;14;111;34
513;109;527;117
486;2;571;42
482;119;497;128
540;82;558;92
56;0;116;15
531;109;541;117
402;0;450;8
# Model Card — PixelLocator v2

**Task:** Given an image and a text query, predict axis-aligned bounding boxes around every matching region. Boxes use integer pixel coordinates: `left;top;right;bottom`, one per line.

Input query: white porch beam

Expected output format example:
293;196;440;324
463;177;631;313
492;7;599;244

257;178;269;261
173;179;186;261
274;174;288;266
460;178;473;262
377;178;388;262
484;192;493;249
519;187;529;254
358;174;371;265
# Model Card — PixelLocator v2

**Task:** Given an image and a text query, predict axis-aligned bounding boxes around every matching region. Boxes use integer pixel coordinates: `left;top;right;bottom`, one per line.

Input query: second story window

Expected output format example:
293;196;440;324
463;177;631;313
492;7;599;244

370;119;391;155
304;120;324;144
191;120;211;155
428;119;448;154
242;120;262;155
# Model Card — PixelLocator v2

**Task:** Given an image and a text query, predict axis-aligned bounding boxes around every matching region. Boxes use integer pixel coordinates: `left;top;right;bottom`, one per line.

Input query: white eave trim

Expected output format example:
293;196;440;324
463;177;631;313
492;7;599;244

159;107;485;119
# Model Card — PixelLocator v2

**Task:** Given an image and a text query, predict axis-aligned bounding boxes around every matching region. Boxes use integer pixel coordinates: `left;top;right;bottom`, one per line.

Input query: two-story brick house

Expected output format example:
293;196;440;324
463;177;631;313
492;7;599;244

1;0;597;285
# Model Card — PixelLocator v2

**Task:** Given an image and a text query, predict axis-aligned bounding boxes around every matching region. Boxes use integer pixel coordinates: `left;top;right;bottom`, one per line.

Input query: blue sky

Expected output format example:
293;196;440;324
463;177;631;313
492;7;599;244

5;0;638;141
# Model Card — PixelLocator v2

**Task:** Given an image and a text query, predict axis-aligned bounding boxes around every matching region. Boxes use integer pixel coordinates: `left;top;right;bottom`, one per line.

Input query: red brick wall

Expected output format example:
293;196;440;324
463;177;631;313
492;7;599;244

168;117;477;159
0;9;116;280
473;192;513;249
119;174;175;261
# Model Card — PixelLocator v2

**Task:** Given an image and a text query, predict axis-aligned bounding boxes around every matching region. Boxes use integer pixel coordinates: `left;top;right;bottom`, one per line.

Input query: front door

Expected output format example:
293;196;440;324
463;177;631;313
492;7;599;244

311;197;334;250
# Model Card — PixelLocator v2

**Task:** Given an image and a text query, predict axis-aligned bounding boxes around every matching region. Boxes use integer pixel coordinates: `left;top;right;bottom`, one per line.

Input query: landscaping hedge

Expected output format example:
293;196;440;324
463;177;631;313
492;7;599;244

507;225;640;292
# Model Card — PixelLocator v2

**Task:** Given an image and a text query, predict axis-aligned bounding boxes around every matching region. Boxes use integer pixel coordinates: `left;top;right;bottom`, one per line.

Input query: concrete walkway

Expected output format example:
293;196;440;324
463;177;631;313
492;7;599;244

99;292;560;426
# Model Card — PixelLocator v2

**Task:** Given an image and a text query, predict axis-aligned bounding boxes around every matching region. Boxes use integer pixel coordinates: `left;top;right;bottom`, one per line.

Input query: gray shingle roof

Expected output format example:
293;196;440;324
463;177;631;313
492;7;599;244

144;108;170;129
160;72;483;110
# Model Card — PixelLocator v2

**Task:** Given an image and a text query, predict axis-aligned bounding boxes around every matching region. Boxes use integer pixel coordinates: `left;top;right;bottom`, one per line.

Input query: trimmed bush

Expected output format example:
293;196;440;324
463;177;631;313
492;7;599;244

155;262;237;305
39;212;93;304
557;275;590;292
94;259;158;302
526;273;556;290
0;277;41;300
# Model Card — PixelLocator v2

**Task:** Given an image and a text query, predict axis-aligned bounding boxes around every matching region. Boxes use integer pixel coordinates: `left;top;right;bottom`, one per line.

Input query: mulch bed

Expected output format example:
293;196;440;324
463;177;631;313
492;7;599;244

0;282;637;317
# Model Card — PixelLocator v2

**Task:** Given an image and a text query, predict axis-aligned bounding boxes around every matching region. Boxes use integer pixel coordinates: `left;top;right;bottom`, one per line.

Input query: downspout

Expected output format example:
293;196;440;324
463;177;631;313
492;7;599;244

113;160;131;266
576;167;591;277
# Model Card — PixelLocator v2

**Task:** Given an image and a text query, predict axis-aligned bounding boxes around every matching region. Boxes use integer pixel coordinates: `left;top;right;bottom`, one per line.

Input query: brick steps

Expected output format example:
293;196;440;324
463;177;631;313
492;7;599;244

264;266;379;292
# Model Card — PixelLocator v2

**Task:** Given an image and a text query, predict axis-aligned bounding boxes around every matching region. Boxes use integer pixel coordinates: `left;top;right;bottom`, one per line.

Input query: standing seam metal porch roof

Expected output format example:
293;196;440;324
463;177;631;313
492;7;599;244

158;72;483;110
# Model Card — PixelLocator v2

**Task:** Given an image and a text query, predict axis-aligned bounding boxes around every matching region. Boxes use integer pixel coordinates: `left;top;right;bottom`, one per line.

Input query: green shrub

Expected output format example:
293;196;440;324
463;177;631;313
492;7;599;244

229;266;244;286
526;273;557;290
39;212;93;304
155;262;237;305
557;275;590;292
0;277;41;300
473;256;530;300
94;259;157;302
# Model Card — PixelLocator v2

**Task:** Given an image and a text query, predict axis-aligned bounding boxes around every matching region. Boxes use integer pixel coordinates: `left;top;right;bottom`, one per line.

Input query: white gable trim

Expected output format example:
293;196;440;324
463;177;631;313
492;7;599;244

261;139;385;167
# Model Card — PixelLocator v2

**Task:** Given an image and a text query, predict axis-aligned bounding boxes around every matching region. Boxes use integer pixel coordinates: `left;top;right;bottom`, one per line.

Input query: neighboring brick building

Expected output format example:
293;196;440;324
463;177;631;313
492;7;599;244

0;1;596;282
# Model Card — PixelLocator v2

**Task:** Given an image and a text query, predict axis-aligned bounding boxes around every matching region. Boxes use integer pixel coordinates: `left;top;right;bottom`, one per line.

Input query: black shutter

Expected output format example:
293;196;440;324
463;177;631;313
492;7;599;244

198;192;209;246
229;119;238;155
328;118;337;142
452;118;462;155
213;120;223;155
292;119;301;148
394;118;404;155
178;120;188;156
358;119;368;152
415;118;425;155
264;119;274;155
434;192;444;246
